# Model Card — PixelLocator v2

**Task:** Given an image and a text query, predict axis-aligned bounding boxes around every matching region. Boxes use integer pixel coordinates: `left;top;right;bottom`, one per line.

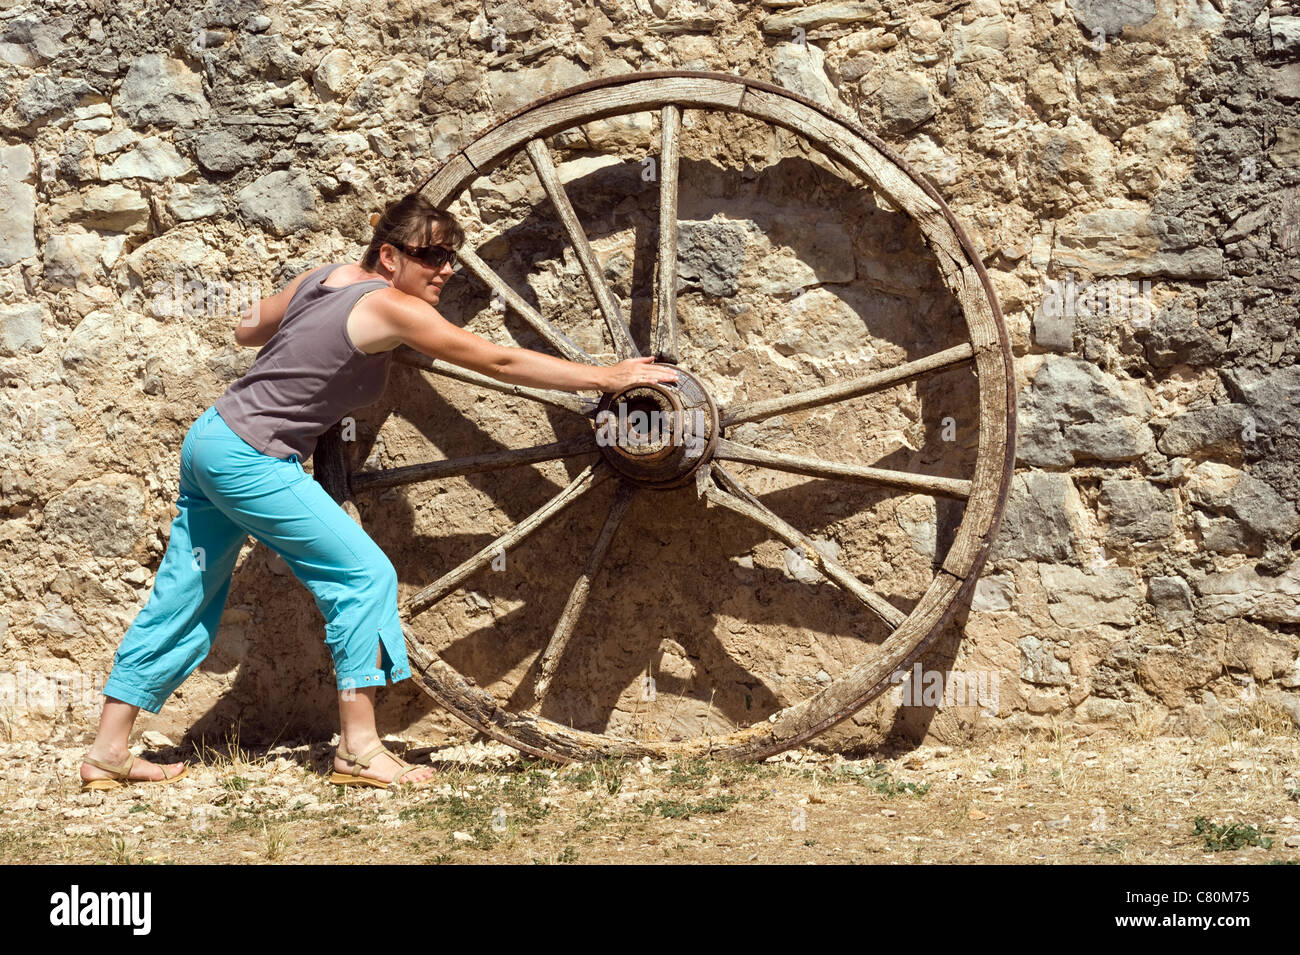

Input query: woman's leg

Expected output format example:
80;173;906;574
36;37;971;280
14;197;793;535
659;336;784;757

336;686;430;783
83;700;183;783
189;412;431;784
83;407;249;784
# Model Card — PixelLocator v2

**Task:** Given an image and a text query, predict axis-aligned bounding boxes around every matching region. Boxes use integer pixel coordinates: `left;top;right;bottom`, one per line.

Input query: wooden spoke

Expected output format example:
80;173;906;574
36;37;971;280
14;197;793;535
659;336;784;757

720;342;975;427
533;482;636;703
524;137;640;360
714;438;972;500
351;436;597;493
457;245;595;365
704;463;907;630
653;104;681;363
403;462;612;619
394;345;598;416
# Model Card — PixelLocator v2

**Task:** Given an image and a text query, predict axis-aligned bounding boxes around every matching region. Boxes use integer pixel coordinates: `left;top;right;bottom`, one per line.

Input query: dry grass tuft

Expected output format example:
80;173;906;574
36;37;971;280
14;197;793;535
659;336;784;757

192;727;273;775
1124;705;1168;742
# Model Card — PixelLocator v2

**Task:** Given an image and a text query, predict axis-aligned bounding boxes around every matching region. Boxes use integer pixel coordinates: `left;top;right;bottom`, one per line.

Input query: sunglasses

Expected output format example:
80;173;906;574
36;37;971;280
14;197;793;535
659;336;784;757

396;243;457;270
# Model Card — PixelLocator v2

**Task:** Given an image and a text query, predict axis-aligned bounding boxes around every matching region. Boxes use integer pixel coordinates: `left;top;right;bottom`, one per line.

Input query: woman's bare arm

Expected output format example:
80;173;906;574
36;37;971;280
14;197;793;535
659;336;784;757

370;288;678;392
234;269;315;347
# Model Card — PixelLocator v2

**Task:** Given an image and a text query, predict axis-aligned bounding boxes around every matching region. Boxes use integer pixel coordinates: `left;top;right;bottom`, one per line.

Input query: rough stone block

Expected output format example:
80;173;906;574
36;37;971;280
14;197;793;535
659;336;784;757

989;472;1078;562
114;53;210;127
1100;478;1174;542
1038;564;1141;628
1019;634;1071;685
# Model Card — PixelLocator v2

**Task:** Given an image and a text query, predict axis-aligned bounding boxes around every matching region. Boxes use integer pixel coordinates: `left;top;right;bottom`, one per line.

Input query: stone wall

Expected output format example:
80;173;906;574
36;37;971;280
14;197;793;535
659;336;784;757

0;0;1297;749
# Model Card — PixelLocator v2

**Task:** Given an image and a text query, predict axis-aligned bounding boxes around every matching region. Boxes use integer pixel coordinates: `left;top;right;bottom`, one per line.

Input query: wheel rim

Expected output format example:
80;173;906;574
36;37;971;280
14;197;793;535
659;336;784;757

353;71;1016;762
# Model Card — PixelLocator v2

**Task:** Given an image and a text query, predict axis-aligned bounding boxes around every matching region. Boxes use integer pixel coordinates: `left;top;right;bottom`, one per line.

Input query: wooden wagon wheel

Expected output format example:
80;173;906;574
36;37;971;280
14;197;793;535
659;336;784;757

340;71;1016;762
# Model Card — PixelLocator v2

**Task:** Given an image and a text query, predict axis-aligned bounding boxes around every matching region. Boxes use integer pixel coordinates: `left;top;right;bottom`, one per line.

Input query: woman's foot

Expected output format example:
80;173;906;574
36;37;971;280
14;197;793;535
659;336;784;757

80;744;185;786
333;739;435;786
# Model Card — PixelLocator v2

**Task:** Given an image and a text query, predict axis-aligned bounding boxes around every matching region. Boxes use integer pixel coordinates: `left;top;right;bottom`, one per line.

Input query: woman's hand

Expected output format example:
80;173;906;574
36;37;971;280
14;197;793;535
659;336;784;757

599;356;679;392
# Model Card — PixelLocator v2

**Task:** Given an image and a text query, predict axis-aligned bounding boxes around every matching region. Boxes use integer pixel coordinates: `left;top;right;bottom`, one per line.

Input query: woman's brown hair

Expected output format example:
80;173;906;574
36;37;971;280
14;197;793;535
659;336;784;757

362;193;465;271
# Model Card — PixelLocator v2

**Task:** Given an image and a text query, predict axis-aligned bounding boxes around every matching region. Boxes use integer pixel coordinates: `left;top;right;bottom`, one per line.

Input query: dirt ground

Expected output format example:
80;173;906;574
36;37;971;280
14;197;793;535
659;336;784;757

3;706;1299;865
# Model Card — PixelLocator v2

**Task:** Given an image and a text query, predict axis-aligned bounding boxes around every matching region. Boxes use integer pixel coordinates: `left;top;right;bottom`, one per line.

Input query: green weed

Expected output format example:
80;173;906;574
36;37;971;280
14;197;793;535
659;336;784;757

1193;817;1274;852
641;794;740;818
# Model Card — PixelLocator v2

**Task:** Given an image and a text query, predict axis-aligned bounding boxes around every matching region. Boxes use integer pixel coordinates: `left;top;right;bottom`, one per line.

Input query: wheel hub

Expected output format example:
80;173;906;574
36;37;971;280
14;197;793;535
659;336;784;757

594;367;719;489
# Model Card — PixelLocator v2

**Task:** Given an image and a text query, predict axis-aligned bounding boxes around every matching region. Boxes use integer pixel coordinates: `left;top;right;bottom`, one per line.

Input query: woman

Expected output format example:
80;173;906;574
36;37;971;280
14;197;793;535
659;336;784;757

79;192;678;790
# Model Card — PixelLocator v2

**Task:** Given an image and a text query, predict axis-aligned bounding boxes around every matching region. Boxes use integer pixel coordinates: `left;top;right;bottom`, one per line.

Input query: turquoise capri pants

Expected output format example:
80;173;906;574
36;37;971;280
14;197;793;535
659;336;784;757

103;404;411;713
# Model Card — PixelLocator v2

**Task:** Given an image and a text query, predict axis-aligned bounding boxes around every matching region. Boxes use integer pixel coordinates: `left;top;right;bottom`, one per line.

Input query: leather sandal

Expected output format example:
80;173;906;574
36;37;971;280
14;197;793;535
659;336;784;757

329;743;432;789
80;752;188;793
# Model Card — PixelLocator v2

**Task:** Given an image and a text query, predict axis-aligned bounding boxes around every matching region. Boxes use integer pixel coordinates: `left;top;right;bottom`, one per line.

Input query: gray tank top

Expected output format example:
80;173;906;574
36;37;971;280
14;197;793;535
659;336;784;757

214;263;394;461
